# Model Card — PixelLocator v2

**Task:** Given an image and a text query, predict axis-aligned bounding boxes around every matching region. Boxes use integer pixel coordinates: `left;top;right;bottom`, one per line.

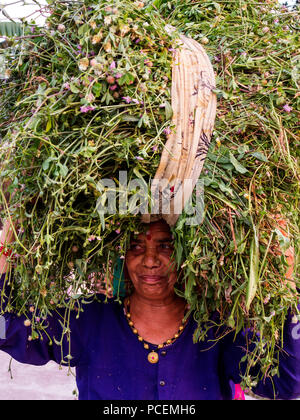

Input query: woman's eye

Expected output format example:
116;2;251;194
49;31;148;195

159;243;173;250
129;244;143;251
128;243;173;252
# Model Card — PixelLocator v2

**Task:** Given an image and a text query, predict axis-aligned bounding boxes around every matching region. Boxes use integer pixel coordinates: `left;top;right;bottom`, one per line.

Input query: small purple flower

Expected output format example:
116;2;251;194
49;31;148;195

163;127;172;136
152;145;158;152
135;156;144;161
109;84;118;91
63;82;70;90
76;44;82;55
109;61;116;70
122;96;132;104
115;73;123;79
80;105;95;113
88;235;96;241
283;104;292;113
132;99;140;105
30;26;35;33
115;229;121;234
135;38;140;44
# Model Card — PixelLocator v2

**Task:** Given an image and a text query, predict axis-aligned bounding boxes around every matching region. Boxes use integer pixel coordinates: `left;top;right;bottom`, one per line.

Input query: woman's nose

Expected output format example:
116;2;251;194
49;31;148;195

142;247;160;268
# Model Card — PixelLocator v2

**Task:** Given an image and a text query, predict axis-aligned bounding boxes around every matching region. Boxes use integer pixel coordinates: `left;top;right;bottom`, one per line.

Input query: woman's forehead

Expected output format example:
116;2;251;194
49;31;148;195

135;220;172;238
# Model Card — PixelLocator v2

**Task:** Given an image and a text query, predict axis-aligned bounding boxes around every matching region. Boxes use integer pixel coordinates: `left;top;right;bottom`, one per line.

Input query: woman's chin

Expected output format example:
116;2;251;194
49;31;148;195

135;284;175;301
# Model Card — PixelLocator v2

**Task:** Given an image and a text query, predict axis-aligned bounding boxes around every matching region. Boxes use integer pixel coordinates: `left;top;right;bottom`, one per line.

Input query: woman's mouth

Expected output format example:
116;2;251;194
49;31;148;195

138;275;166;284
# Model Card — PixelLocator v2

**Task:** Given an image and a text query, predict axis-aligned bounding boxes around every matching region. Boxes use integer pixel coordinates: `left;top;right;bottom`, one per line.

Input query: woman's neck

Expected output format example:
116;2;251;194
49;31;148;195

126;292;187;344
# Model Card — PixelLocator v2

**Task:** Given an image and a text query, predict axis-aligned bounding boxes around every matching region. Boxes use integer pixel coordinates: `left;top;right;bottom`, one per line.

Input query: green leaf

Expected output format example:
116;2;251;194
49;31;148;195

274;228;290;253
75;259;84;276
263;314;274;323
117;74;128;86
78;23;90;36
138;113;151;128
121;114;139;122
70;83;80;94
92;82;103;97
213;2;221;13
251;152;268;162
71;293;82;299
219;181;234;197
117;72;135;86
227;315;235;328
164;100;173;120
42;156;57;171
246;231;260;310
44;234;54;245
45;118;52;133
175;241;183;266
126;73;135;84
229;152;248;174
207;151;230;164
78;146;97;158
57;162;68;177
31;330;39;340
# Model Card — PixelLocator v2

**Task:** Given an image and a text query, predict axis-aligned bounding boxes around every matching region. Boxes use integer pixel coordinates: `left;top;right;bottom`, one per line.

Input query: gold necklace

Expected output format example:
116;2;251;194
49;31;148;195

124;298;190;364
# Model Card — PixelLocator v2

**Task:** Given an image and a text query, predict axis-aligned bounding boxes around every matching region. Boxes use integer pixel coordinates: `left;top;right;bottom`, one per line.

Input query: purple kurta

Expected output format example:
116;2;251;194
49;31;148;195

1;272;300;400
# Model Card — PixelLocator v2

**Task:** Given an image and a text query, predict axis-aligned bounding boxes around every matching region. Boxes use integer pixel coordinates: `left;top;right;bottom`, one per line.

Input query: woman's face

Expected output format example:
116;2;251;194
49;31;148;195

125;220;178;302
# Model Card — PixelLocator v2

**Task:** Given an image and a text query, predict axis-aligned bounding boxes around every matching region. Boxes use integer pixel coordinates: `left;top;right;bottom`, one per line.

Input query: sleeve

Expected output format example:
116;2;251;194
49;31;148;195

221;309;300;400
0;271;88;367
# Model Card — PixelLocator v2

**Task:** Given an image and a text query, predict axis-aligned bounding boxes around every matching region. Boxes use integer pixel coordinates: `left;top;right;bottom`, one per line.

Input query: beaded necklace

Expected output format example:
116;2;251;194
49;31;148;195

124;298;190;364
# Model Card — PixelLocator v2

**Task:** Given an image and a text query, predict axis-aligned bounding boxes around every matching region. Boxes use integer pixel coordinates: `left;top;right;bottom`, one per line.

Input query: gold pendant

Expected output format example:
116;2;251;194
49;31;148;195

148;351;159;364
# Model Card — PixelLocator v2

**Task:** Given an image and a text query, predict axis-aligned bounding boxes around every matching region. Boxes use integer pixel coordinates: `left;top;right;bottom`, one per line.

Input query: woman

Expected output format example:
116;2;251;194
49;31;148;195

0;218;300;400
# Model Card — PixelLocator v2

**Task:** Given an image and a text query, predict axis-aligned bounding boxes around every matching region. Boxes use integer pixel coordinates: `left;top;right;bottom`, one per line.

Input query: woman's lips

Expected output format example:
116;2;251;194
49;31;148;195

138;275;165;284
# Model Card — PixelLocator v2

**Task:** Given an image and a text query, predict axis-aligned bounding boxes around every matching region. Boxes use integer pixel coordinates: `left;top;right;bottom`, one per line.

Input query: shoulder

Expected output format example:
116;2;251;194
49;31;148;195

70;293;124;322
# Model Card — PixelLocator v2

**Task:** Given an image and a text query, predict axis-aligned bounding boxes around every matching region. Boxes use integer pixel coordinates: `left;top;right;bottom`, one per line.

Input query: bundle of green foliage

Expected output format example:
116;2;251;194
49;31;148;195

0;0;299;390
